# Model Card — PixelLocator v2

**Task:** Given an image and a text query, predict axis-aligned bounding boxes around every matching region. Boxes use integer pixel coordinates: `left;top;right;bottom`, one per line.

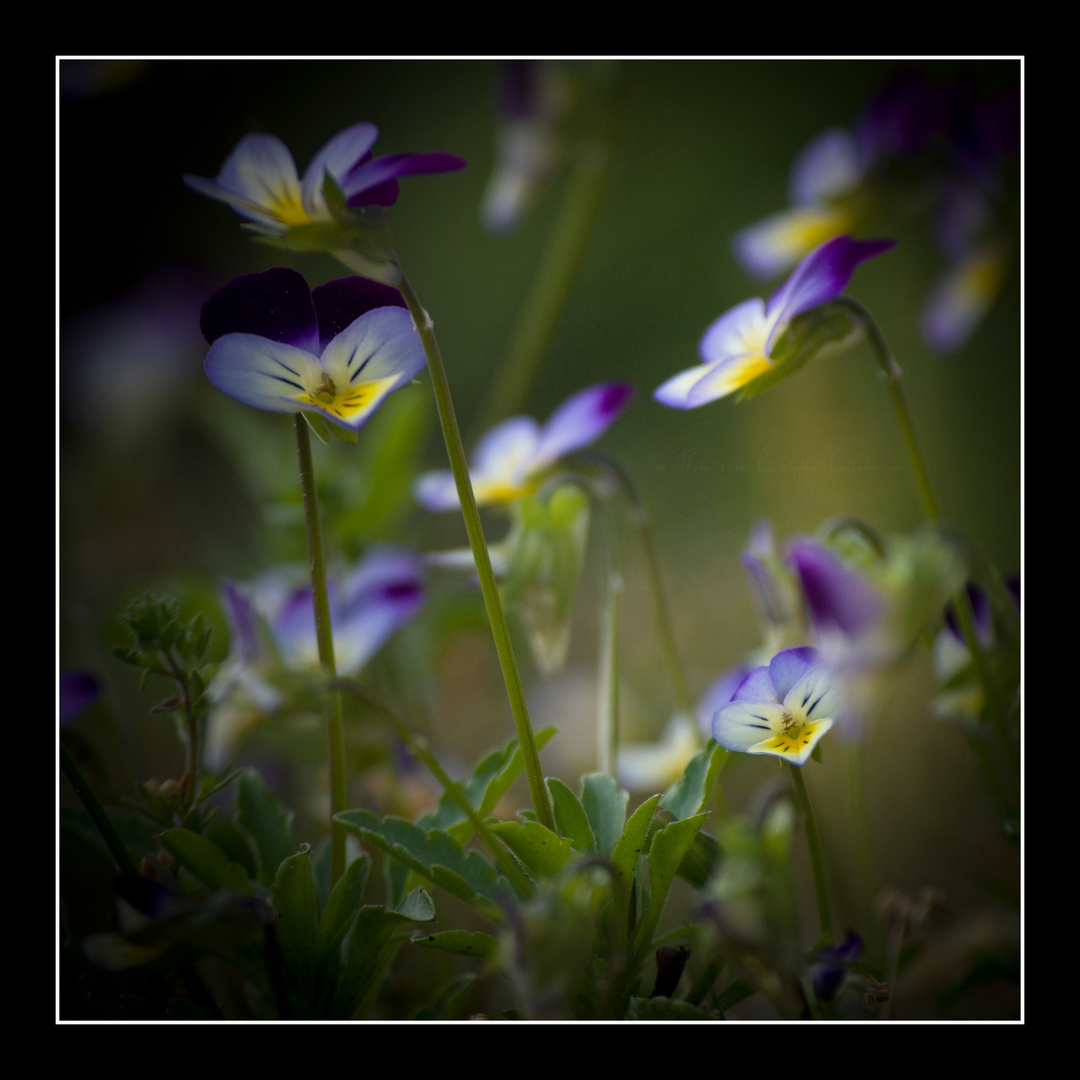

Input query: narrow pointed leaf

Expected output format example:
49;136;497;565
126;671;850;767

273;849;318;1003
316;853;371;972
581;773;629;859
159;828;252;895
236;769;296;886
547;778;597;853
489;820;574;879
660;740;728;820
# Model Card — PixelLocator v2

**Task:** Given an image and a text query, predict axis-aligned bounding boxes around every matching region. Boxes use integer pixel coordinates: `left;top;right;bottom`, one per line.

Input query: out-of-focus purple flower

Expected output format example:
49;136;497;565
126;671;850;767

185;123;466;234
208;550;424;764
60;671;101;725
481;61;567;233
857;69;950;161
415;382;634;510
200;268;424;431
788;537;886;641
812;930;864;1000
734;130;865;279
713;647;839;766
655;236;894;409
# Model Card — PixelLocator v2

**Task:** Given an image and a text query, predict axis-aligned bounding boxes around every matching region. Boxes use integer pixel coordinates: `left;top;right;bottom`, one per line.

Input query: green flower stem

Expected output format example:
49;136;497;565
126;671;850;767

786;763;833;944
159;650;200;811
473;139;617;436
597;568;622;776
395;270;555;832
60;742;138;876
838;298;1014;773
584;453;695;719
333;678;535;899
294;415;348;886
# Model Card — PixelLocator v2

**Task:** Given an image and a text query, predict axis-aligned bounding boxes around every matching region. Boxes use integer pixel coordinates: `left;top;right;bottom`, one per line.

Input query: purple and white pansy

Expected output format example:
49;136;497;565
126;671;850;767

713;647;839;766
655;236;894;409
415;382;634;511
200;267;425;431
209;549;424;764
184;122;466;234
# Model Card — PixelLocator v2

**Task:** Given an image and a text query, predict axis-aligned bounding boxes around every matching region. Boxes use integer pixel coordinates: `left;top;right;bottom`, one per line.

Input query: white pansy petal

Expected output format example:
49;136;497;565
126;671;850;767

714;700;786;752
472;416;542;485
685;353;775;407
654;362;719;409
204;334;320;413
784;664;841;722
698;298;769;362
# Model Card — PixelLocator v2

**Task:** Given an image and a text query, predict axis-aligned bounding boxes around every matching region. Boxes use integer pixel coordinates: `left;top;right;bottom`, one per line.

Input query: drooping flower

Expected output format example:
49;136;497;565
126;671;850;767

185;122;466;234
200;267;425;431
655;236;894;409
415;382;634;510
207;549;424;763
812;930;865;1000
713;647;839;766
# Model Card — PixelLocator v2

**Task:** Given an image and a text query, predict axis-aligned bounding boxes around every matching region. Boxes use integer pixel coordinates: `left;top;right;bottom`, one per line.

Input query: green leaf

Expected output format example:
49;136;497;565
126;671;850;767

626;996;714;1020
611;795;661;885
675;829;722;889
410;973;478;1020
547;778;597;853
660;739;728;820
159;828;252;894
394;886;436;923
236;769;296;886
411;930;500;961
581;773;629;859
336;810;503;918
634;813;709;953
316;853;371;973
273;849;318;1003
302;411;332;445
489;820;574;879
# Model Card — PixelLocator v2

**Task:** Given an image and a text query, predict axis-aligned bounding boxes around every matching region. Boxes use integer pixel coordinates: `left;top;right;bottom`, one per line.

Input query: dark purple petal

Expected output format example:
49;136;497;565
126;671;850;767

60;670;101;725
220;578;259;664
765;236;896;334
311;276;407;351
857;69;950;162
342;151;468;205
812;929;864;1000
788;538;885;638
534;382;635;468
200;267;318;353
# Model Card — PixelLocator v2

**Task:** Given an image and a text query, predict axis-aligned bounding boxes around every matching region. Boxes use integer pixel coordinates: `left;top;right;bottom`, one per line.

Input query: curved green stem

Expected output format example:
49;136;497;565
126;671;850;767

582;453;694;719
473;138;617;436
839;298;1016;776
787;763;833;944
333;678;535;898
394;270;555;832
597;566;622;776
294;416;347;886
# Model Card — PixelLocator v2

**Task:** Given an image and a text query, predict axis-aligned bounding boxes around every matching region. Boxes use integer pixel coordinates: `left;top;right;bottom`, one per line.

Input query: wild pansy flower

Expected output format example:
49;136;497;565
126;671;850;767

812;930;865;1001
713;647;839;766
733;129;866;279
655;236;894;410
200;267;424;431
208;549;424;763
184;122;466;235
414;382;634;511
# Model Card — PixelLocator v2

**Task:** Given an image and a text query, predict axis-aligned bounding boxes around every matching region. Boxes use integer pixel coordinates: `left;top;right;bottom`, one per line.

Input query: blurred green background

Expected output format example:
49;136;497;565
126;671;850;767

60;60;1020;987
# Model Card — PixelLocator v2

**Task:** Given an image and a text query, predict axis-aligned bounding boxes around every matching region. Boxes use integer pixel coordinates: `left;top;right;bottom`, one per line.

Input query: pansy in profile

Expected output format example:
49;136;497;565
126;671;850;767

713;647;839;766
654;236;894;410
200;267;425;431
185;122;466;235
415;382;634;511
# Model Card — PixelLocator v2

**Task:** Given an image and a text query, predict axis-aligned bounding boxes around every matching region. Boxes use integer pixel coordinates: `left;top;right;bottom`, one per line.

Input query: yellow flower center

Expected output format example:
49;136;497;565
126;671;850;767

297;372;399;423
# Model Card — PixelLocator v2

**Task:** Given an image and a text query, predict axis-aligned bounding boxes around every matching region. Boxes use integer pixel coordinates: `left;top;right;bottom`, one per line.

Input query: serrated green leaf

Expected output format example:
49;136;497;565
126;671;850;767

336;810;503;917
411;930;500;960
581;773;629;859
273;849;318;1004
316;853;371;973
634;813;709;954
489;820;574;879
236;769;296;887
660;739;728;820
394;886;436;923
547;778;597;853
159;828;252;894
